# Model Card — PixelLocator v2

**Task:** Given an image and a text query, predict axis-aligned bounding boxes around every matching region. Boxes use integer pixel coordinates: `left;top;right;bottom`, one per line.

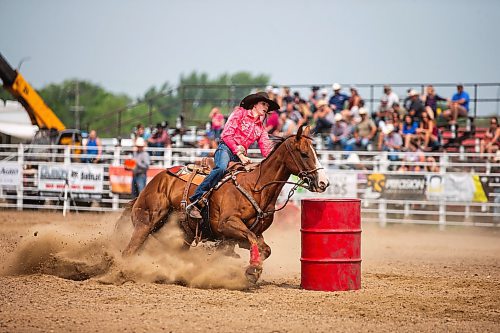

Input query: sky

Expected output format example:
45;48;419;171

1;0;500;102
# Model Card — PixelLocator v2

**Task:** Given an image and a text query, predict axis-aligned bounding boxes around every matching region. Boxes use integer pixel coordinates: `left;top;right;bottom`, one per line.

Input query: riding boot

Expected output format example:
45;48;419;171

186;201;203;219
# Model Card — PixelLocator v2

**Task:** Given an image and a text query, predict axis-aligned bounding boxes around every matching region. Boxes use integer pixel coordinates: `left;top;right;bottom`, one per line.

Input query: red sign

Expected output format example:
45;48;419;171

109;166;164;194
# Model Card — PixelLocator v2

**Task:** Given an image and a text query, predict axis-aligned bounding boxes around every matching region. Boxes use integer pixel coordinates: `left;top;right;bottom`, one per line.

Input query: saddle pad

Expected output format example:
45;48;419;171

167;165;206;186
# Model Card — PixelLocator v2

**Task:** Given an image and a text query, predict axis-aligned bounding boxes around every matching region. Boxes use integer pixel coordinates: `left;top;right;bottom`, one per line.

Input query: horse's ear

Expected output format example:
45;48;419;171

295;125;305;141
303;126;311;137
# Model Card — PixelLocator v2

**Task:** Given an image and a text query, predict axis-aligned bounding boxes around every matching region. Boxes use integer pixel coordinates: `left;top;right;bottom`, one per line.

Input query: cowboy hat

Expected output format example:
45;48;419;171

135;137;146;147
316;100;328;109
332;83;342;91
240;92;280;111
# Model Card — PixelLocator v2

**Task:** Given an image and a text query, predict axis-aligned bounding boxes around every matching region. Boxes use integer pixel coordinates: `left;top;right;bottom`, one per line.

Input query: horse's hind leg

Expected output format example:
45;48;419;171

122;202;169;257
122;209;154;256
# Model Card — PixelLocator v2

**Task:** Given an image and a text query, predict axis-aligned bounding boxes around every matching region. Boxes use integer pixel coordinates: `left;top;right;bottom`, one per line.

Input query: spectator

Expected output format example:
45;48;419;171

279;111;297;136
346;86;363;113
381;124;403;161
328;83;349;114
416;111;440;151
403;88;413;111
282;86;294;105
198;132;216;155
480;116;500;160
401;114;419;149
83;129;102;163
407;89;425;123
422;85;447;120
392;110;402;132
399;139;425;172
392;102;407;120
148;123;172;156
209;107;225;140
285;102;303;125
382;85;399;108
374;97;392;128
319;88;329;103
265;109;281;135
313;100;335;135
328;113;352;150
131;137;151;198
352;108;377;150
443;84;470;125
297;99;312;125
272;87;282;109
132;123;146;143
308;86;320;113
425;156;440;173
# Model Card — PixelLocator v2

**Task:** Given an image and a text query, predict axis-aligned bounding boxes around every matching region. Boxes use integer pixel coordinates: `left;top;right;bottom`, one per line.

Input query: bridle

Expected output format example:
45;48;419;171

283;135;324;188
234;135;324;231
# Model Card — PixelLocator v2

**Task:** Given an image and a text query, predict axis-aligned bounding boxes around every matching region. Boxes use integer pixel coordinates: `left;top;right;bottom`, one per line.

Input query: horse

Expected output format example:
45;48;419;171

120;125;329;283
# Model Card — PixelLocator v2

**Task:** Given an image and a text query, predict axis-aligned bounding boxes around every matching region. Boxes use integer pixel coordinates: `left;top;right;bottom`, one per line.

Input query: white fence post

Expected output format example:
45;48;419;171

439;200;446;231
17;143;24;211
378;152;389;227
164;148;172;167
111;145;121;211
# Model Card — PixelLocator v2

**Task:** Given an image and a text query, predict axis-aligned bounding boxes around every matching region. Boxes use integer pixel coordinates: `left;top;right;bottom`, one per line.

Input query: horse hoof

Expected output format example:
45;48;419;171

245;265;262;284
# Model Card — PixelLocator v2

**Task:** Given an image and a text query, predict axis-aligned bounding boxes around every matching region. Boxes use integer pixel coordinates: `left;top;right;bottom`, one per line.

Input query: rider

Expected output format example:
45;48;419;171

186;92;280;219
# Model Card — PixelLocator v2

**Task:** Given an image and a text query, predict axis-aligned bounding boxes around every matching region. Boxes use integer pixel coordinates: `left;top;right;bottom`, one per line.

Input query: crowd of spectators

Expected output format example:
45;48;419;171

206;83;482;161
128;83;498;165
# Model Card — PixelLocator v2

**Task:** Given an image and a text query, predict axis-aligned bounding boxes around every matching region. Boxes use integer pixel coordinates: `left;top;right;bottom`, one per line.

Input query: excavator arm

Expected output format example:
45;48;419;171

0;52;66;131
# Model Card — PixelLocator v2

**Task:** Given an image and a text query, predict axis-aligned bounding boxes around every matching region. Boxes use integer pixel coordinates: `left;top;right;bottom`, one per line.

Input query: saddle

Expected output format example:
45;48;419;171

166;157;257;245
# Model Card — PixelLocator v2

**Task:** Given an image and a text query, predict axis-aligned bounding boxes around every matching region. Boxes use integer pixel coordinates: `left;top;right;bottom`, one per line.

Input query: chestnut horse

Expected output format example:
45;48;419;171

120;126;329;283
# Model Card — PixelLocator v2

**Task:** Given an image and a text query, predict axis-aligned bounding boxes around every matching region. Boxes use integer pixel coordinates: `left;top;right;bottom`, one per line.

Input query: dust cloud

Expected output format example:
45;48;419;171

0;214;249;290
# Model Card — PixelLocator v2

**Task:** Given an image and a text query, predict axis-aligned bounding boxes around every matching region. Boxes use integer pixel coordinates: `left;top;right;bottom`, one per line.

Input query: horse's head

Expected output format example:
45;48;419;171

283;125;329;193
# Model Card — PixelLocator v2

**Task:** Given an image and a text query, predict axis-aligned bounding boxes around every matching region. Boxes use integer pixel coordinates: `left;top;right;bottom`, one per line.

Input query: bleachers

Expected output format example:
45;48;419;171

439;117;489;154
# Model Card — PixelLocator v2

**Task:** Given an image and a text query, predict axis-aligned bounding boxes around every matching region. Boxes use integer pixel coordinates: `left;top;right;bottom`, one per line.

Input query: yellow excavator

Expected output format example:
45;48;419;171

0;52;82;146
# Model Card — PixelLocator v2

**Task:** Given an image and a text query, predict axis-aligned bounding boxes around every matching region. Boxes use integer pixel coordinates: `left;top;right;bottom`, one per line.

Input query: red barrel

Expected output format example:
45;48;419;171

301;198;361;291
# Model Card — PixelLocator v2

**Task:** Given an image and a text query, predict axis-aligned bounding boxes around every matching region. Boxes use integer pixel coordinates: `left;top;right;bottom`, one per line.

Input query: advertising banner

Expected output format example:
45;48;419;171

38;164;104;197
0;162;22;187
426;173;487;203
364;173;426;200
325;172;358;198
108;166;164;194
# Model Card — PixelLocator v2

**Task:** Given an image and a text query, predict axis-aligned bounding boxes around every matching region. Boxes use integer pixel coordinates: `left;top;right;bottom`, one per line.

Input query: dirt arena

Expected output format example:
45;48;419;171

0;209;499;333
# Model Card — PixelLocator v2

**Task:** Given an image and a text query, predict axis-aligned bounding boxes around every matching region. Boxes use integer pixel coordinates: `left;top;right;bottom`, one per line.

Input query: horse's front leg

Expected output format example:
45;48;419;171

257;235;271;262
218;216;262;283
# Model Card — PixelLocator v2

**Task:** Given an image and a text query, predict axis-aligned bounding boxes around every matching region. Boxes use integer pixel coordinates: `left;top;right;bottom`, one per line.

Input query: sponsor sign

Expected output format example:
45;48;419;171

325;172;357;198
109;166;163;194
427;173;488;203
38;164;104;197
0;162;22;187
364;173;426;200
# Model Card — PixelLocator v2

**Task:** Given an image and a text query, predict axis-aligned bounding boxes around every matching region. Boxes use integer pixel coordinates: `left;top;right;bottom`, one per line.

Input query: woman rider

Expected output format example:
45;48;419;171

187;92;280;219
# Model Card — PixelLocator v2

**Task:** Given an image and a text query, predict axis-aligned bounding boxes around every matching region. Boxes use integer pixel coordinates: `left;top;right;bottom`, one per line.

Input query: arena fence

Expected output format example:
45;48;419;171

0;143;498;228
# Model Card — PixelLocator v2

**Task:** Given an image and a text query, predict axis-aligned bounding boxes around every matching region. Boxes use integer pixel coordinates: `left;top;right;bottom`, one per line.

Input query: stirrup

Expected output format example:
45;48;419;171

186;202;202;219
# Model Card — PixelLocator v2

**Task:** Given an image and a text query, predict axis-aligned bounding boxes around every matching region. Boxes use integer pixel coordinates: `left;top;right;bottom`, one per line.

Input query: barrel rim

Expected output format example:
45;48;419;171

300;198;361;203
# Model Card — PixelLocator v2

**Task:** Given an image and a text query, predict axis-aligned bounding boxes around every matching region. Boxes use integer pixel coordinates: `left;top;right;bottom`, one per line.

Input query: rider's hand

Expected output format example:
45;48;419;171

238;153;251;165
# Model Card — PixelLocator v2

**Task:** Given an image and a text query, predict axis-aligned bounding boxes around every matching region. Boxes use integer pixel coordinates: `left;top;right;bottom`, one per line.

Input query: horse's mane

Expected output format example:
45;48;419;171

263;134;314;162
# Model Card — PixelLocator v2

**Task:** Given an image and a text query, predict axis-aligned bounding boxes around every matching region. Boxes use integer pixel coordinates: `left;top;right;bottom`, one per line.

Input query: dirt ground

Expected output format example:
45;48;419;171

0;209;499;333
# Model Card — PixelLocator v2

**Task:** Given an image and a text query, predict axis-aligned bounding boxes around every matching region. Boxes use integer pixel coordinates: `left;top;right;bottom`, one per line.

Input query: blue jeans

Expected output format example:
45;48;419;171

189;143;240;202
132;174;147;198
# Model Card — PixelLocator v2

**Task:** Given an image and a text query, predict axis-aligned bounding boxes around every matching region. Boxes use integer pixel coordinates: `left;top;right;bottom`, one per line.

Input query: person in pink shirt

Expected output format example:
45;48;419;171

187;92;279;219
209;107;225;140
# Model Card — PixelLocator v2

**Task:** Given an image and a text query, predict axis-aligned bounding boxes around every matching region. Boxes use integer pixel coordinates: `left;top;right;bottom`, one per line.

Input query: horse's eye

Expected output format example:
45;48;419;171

300;152;309;159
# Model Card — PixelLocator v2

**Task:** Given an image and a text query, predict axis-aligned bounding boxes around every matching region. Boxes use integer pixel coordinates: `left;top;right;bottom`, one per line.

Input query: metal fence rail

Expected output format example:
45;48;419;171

0;143;498;228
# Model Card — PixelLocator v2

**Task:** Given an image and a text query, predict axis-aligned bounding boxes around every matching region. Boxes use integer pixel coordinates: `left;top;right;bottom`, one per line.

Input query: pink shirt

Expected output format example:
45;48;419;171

211;112;225;130
221;106;272;157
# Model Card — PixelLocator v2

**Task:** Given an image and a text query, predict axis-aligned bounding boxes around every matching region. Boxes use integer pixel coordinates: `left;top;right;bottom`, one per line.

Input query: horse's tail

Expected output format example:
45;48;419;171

114;198;137;232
